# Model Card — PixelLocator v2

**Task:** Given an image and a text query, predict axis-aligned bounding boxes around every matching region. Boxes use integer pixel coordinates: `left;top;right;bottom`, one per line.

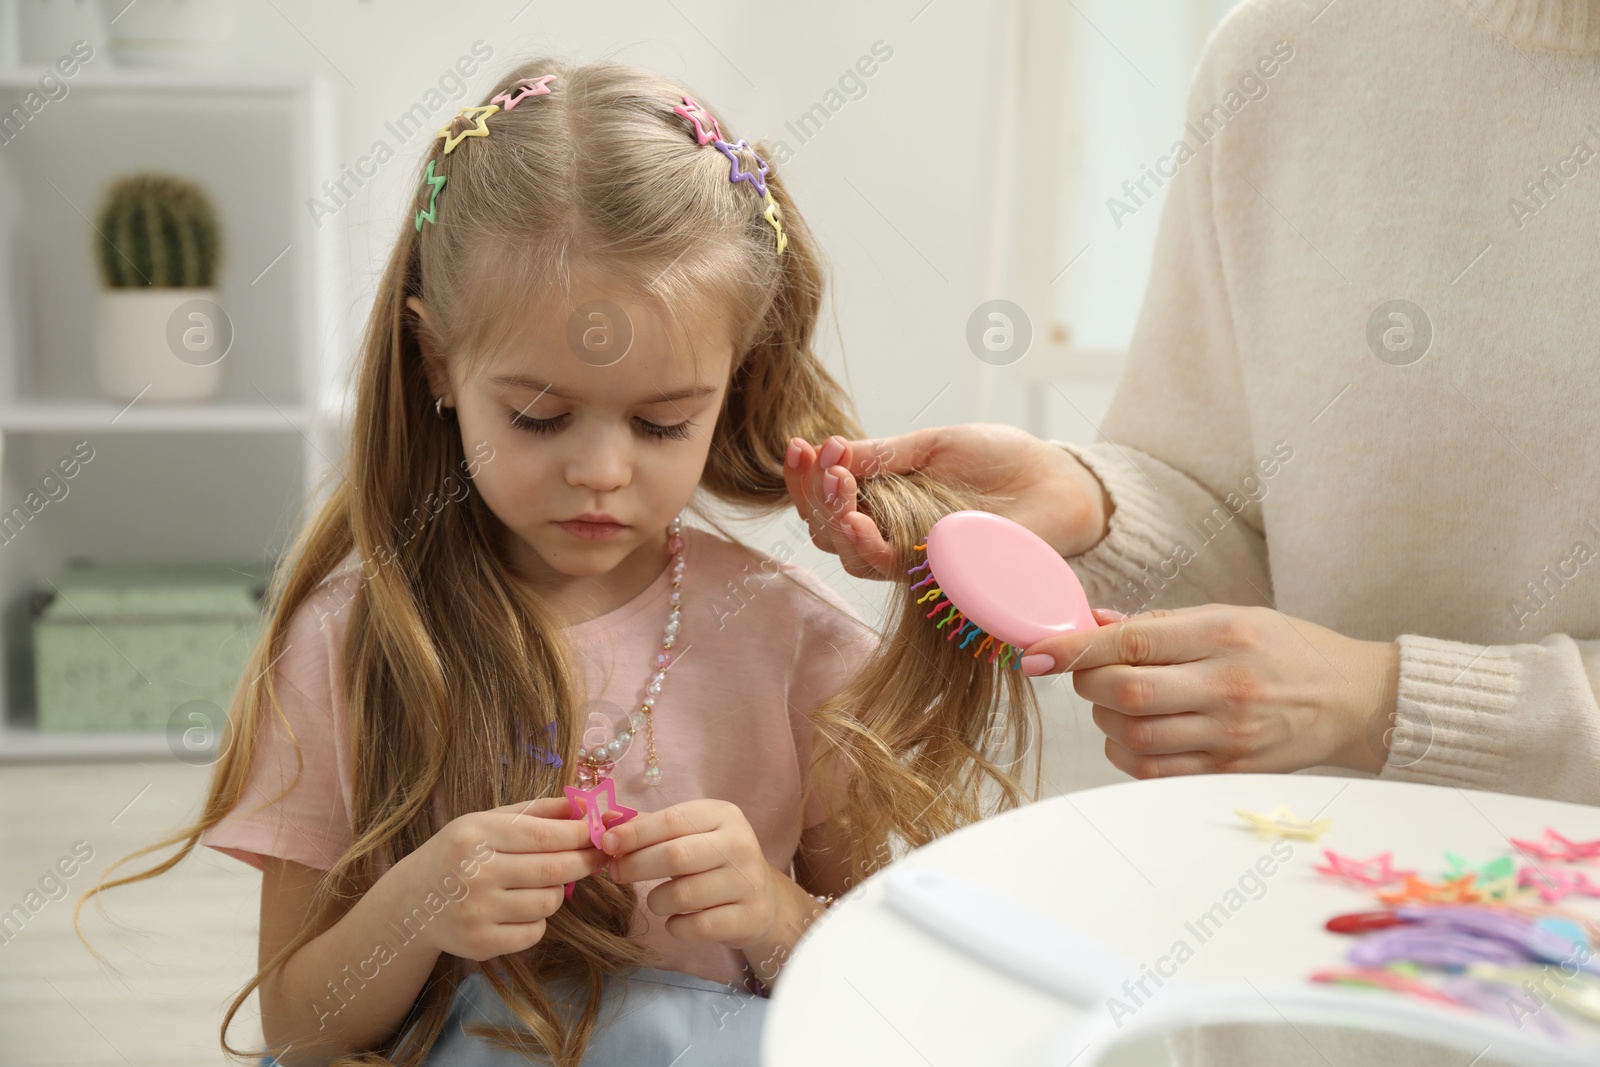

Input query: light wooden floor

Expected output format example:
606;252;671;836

0;678;1134;1066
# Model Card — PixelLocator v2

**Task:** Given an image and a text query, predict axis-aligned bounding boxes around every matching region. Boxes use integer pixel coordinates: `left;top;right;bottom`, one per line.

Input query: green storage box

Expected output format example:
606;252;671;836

33;564;267;731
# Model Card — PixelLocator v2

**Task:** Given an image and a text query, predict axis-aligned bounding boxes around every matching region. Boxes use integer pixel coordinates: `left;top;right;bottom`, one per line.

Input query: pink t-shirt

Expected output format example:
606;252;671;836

200;526;876;988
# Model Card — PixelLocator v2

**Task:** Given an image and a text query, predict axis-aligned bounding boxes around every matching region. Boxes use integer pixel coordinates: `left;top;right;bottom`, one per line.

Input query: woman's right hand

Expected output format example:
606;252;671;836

783;424;1114;580
390;796;607;962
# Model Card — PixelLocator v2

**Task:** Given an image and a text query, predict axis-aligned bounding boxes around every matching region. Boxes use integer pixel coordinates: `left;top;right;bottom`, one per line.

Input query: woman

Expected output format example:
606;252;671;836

790;0;1600;813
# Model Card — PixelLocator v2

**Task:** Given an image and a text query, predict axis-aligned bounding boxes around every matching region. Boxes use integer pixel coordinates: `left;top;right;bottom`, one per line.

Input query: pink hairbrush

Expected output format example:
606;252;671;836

907;511;1097;669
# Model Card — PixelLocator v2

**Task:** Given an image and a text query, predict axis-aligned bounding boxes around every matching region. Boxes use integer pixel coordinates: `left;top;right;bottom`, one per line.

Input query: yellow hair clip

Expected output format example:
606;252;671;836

761;190;788;254
437;104;499;155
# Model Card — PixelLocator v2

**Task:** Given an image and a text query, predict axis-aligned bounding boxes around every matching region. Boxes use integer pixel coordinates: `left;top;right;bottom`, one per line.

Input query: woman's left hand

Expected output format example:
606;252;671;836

600;799;782;950
1022;604;1402;777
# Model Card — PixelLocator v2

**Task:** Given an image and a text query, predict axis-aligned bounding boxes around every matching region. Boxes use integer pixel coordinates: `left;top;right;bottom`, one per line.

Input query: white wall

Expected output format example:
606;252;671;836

6;0;1248;448
4;0;1240;618
249;0;1023;450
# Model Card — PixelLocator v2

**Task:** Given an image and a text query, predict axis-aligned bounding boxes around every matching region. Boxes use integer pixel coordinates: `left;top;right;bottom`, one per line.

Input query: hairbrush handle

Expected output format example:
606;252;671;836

882;867;1131;1007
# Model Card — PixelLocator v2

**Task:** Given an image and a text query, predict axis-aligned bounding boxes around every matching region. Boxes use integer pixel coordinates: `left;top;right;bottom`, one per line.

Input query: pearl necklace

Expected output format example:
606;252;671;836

575;514;684;788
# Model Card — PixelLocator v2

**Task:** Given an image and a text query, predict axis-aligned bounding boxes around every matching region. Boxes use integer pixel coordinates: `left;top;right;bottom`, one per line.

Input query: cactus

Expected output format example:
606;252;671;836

94;172;223;288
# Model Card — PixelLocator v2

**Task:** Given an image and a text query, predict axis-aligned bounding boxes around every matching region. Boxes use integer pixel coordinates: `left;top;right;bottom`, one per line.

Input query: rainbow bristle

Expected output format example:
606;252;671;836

906;544;1022;670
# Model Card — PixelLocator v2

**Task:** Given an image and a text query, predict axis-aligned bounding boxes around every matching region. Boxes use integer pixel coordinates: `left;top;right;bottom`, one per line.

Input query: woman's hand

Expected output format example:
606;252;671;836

1020;604;1402;777
599;799;785;950
782;424;1114;580
393;796;606;962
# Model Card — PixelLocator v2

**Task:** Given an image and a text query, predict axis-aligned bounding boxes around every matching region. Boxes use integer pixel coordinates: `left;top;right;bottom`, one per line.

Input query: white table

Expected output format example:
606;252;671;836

765;774;1600;1066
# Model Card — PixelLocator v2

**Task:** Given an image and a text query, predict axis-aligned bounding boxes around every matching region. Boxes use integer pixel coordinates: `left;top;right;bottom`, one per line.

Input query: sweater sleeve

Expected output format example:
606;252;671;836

1045;35;1272;616
1380;633;1600;804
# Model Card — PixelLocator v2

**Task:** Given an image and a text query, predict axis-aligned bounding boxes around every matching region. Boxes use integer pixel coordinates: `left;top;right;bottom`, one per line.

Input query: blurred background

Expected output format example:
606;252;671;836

0;0;1245;1062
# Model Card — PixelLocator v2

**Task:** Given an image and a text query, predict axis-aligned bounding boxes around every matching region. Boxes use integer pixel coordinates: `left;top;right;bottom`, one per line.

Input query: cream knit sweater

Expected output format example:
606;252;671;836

1055;1;1599;1060
1060;0;1600;810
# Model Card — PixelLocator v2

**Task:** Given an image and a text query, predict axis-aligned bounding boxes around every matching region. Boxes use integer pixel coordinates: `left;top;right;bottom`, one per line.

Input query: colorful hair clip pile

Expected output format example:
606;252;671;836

1310;827;1600;1037
414;82;789;254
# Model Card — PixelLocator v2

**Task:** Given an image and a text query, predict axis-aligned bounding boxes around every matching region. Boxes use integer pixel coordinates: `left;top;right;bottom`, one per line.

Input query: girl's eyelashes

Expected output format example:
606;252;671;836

509;410;568;435
636;418;695;441
507;409;695;441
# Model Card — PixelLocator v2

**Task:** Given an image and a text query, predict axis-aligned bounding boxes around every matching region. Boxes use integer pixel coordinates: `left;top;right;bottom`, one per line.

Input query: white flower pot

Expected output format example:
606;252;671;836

95;0;243;69
94;288;228;404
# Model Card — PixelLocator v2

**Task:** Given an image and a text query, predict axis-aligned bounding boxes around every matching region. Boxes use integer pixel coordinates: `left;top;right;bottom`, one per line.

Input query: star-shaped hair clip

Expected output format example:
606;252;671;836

1235;804;1331;842
1313;850;1414;887
761;190;788;253
714;138;770;197
437;104;500;154
491;74;556;111
672;94;723;145
414;159;446;232
561;777;639;899
1510;828;1600;864
1377;873;1480;905
1443;852;1519;901
1519;864;1600;904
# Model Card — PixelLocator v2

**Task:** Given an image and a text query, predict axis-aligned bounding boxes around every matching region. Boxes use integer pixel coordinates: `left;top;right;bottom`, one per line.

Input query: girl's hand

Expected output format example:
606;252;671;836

1021;604;1402;777
599;799;781;950
782;424;1113;580
392;796;607;962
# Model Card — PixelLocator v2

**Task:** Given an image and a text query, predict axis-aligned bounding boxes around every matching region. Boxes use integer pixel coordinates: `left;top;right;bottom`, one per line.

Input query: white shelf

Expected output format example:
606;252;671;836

0;722;182;763
0;399;310;432
0;66;316;93
0;69;345;751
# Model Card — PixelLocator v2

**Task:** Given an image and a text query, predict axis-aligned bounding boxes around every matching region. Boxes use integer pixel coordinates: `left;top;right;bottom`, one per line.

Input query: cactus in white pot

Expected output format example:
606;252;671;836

93;171;229;403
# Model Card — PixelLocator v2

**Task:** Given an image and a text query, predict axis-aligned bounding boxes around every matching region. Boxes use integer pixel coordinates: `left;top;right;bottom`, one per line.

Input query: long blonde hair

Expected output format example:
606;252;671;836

74;58;1040;1066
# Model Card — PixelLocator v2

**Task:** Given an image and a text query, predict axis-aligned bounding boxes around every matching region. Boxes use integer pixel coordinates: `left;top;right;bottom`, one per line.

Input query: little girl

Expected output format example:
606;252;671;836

75;59;1038;1067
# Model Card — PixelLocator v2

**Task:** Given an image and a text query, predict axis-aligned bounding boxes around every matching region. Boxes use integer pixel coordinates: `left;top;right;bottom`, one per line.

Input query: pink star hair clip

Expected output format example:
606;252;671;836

1518;864;1600;904
561;777;639;899
1313;850;1414;888
672;94;722;144
492;74;556;111
1509;827;1600;864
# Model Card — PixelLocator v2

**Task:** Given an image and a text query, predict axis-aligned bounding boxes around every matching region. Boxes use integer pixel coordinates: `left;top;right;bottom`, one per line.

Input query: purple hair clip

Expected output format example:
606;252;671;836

714;137;770;197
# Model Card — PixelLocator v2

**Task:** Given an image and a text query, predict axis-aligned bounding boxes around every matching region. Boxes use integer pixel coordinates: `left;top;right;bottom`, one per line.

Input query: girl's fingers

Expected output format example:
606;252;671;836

664;903;749;944
1090;704;1219;756
484;885;569;923
487;847;608;889
642;867;744;917
484;810;596;855
490;796;576;819
468;919;549;959
601;801;723;855
608;834;722;884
